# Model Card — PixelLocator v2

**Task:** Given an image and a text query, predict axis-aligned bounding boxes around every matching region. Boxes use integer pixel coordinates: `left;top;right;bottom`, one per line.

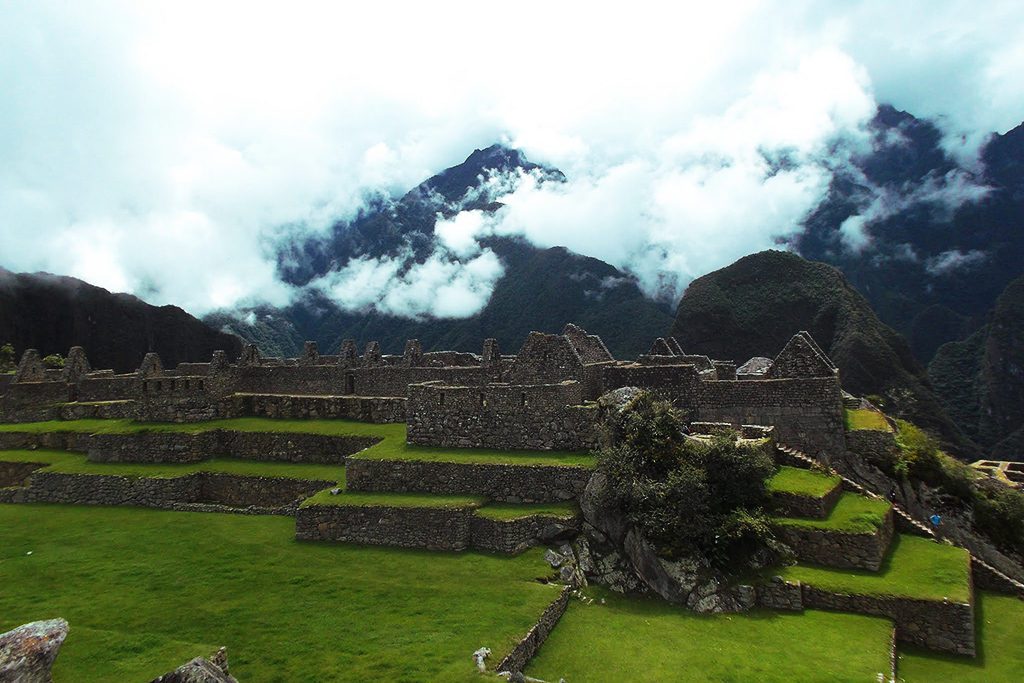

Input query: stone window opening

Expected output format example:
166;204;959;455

520;392;527;407
197;380;204;390
439;392;445;406
479;392;487;407
155;381;162;391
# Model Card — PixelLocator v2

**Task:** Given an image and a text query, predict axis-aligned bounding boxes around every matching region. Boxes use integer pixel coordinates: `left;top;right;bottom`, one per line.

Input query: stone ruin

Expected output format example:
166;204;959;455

0;324;845;457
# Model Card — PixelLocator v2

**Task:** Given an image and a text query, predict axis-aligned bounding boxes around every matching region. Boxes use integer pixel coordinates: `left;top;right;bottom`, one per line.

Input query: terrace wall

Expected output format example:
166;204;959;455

771;483;843;519
801;584;975;656
227;394;406;423
0;471;333;511
345;458;592;503
85;430;377;464
470;514;580;554
295;503;476;551
773;508;895;571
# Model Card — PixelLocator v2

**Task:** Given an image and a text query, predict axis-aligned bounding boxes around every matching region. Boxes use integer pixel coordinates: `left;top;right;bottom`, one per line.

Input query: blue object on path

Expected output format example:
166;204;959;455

929;514;942;527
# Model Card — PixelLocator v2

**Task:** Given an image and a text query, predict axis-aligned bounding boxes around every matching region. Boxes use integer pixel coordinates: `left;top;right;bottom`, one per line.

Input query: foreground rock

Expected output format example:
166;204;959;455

150;647;238;683
0;618;69;683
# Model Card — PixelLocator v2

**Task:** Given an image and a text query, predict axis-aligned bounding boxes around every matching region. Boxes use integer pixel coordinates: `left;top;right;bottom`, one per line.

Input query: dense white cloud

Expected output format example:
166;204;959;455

0;1;1020;317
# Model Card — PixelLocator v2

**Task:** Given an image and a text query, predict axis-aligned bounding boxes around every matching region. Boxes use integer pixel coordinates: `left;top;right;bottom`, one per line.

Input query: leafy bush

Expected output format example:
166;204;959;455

885;419;1024;556
42;353;64;369
598;392;780;571
0;343;14;373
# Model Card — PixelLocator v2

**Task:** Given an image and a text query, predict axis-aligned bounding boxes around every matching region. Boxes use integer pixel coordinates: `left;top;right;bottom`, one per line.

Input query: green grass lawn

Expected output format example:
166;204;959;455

0;504;561;682
767;465;840;497
0;449;344;482
301;486;485;509
898;591;1024;682
526;587;894;682
777;534;971;603
475;502;579;521
773;492;890;534
844;408;892;432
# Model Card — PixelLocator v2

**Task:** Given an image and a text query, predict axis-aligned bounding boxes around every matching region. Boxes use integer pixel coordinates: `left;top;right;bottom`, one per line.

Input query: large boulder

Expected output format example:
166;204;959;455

0;618;69;683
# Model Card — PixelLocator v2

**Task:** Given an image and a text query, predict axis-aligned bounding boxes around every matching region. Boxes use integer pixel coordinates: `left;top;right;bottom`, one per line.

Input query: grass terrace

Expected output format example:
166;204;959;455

0;417;596;467
844;408;893;432
0;449;344;482
301;486;485;509
776;534;971;603
773;492;890;534
767;465;841;497
526;586;894;682
475;502;579;521
0;504;561;682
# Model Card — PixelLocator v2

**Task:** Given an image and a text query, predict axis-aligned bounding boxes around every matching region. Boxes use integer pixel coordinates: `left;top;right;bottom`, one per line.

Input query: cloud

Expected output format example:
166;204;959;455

925;249;988;276
308;247;504;319
0;1;1020;316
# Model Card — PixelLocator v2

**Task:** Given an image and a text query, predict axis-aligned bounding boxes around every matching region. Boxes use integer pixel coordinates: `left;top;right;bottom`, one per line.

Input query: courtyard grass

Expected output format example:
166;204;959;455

475;502;579;521
898;591;1024;683
0;503;561;682
776;534;971;603
767;465;840;498
844;408;892;432
526;586;894;682
772;492;890;534
0;449;345;482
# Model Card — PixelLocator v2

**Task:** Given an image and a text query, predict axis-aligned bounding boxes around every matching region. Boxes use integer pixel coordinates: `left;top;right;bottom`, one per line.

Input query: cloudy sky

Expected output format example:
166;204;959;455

1;1;1022;318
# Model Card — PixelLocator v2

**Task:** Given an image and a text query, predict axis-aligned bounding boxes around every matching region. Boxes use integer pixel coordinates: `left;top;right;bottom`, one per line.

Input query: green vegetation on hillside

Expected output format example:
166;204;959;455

767;465;840;498
0;504;559;682
777;534;971;603
844;407;892;432
773;492;890;534
526;586;893;683
598;393;779;571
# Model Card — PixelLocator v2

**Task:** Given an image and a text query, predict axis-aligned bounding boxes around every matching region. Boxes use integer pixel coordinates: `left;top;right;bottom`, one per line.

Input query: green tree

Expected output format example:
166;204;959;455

0;343;14;373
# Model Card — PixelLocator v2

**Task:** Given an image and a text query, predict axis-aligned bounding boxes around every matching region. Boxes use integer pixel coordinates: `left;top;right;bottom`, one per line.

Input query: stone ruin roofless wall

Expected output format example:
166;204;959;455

0;326;846;457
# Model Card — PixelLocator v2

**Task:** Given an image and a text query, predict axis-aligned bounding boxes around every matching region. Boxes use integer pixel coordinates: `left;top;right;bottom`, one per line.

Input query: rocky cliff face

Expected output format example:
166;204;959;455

0;268;242;373
671;250;974;455
929;275;1024;456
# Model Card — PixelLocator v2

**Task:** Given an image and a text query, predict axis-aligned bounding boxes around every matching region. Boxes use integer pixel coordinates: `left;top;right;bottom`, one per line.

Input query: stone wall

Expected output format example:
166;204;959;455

496;585;572;674
84;430;377;464
77;376;138;402
773;508;894;571
346;458;593;503
845;429;897;462
0;471;332;510
406;382;598;451
696;377;845;457
772;481;843;519
801;583;975;655
0;461;45;487
226;394;406;423
470;514;580;554
295;503;477;551
754;576;803;611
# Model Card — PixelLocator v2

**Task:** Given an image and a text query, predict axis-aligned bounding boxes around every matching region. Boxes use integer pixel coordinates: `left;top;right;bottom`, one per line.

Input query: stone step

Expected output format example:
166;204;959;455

772;492;895;571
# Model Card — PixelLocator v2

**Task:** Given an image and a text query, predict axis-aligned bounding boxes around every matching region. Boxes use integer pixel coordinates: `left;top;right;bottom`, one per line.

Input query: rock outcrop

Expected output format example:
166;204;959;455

150;647;238;683
0;618;69;683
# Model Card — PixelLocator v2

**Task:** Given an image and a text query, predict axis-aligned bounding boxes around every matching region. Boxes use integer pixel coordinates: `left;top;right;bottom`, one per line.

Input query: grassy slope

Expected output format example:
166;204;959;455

0;504;559;682
899;591;1024;683
526;587;893;683
767;465;840;497
844;408;893;432
773;492;890;534
777;534;971;603
0;449;344;482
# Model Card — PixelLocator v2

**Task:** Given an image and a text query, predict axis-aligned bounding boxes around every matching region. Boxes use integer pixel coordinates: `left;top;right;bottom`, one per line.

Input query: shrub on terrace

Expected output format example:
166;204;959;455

876;419;1024;556
597;392;780;571
42;353;65;369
